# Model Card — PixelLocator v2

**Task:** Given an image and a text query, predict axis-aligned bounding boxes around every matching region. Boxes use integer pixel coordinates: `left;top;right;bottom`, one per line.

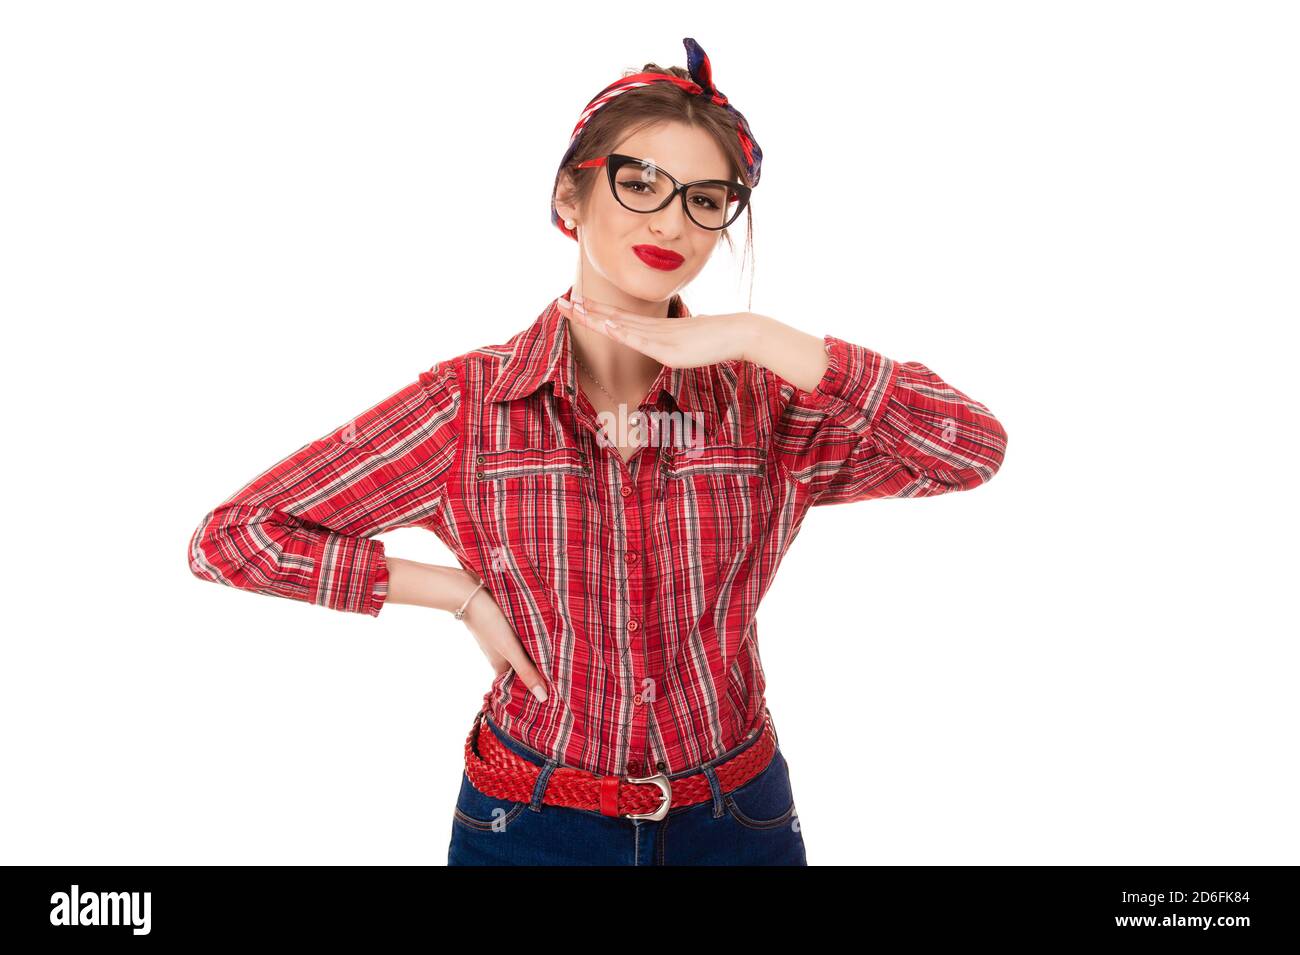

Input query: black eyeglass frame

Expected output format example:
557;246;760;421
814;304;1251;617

576;153;753;231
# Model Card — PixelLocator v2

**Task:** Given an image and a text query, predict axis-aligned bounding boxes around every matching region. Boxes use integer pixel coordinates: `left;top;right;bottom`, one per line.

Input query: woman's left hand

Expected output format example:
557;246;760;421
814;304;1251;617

556;295;764;367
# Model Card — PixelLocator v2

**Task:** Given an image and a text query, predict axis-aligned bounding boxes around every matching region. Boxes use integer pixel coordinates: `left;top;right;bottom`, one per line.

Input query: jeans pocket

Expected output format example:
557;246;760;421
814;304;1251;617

723;747;798;830
451;770;529;833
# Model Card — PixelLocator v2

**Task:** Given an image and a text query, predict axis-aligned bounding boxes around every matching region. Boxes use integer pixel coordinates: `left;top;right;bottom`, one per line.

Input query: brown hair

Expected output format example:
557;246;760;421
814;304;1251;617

553;62;756;309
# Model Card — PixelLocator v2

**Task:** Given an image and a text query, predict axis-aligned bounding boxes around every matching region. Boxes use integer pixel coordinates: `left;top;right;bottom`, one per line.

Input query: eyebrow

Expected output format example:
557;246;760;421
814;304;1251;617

626;157;730;184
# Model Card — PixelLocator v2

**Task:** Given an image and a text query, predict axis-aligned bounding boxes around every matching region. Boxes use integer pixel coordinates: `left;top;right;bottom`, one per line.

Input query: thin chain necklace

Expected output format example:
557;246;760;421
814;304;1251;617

563;274;661;437
572;346;657;412
570;345;662;455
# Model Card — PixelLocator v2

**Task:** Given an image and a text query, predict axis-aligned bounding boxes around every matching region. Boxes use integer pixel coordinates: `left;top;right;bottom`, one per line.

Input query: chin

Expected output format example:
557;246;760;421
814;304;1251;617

610;272;672;304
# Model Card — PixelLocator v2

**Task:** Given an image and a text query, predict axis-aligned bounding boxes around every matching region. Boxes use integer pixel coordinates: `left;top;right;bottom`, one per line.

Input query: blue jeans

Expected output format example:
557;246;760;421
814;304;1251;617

447;710;808;866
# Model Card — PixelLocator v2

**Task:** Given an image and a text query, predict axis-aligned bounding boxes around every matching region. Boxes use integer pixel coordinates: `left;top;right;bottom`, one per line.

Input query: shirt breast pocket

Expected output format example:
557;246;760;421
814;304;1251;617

473;445;593;582
661;442;772;571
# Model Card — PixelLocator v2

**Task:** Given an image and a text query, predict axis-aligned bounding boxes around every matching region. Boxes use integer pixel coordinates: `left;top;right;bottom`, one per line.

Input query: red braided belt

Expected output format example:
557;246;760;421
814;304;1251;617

463;709;777;822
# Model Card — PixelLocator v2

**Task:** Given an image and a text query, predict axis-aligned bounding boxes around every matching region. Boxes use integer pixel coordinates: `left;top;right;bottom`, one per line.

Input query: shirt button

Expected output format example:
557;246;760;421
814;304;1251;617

627;551;638;563
632;694;642;706
627;618;639;632
476;454;485;465
656;761;667;773
620;485;632;497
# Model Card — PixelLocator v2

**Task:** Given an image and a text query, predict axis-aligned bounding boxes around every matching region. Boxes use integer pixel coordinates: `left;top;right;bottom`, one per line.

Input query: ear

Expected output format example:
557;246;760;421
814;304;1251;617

553;169;582;223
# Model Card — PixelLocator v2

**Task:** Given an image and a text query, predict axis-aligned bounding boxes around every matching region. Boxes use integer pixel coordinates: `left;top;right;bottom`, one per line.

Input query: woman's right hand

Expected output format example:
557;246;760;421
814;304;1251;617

455;573;549;703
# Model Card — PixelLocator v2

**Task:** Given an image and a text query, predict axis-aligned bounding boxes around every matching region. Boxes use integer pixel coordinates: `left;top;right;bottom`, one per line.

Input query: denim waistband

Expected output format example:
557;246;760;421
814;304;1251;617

477;706;776;779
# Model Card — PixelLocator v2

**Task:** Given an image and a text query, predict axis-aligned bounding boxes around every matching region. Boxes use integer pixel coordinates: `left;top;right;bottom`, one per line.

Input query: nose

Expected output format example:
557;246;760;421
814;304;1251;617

647;193;689;238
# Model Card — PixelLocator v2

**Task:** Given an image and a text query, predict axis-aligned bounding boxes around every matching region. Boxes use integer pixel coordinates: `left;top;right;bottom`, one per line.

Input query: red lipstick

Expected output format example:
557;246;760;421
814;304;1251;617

633;245;685;271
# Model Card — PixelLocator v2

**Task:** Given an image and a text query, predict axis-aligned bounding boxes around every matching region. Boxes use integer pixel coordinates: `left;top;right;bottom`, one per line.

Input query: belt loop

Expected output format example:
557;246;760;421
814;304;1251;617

530;760;557;812
700;764;725;818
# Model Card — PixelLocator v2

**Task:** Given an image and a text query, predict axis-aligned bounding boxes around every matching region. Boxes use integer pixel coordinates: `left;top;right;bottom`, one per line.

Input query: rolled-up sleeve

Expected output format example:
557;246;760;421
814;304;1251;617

187;361;462;615
766;335;1007;506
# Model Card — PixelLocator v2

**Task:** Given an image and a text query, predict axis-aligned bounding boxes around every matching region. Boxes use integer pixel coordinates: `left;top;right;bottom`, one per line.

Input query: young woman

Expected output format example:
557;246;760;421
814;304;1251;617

188;38;1008;866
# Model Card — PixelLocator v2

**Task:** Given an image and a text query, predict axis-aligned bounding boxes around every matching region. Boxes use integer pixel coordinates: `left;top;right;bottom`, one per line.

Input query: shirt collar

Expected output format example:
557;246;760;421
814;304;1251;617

483;285;706;416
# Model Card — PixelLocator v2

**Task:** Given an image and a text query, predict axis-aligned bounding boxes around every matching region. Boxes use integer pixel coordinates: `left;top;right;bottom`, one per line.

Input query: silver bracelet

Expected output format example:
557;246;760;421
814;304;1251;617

453;579;487;620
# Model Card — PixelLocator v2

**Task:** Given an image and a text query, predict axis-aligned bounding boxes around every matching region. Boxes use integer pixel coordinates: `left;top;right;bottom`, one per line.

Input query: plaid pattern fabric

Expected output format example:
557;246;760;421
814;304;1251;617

189;288;1008;776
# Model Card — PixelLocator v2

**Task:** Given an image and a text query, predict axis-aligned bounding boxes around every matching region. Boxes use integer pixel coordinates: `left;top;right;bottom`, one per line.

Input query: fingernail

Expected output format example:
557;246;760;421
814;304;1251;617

531;684;548;702
557;297;570;308
574;302;586;313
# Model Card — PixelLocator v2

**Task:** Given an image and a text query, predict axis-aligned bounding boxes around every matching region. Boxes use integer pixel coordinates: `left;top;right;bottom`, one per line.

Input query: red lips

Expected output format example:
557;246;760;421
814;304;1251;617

632;245;685;271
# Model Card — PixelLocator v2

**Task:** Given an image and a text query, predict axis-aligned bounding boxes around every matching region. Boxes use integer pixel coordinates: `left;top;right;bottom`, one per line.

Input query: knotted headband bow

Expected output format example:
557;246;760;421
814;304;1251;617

550;37;763;241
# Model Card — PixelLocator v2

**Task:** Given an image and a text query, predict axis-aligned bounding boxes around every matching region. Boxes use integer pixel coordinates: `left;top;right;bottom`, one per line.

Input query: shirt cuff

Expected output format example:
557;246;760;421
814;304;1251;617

798;335;899;432
367;546;390;617
311;533;389;617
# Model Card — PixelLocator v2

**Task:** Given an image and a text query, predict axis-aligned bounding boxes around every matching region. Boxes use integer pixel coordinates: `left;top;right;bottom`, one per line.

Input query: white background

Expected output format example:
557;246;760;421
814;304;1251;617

3;2;1296;865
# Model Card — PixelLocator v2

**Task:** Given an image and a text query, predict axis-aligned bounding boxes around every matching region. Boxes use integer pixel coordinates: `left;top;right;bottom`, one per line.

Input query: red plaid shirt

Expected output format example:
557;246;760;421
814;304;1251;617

189;287;1007;777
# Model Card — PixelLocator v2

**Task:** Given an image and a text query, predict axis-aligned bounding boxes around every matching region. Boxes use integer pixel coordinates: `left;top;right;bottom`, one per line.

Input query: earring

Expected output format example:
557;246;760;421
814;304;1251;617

564;218;576;229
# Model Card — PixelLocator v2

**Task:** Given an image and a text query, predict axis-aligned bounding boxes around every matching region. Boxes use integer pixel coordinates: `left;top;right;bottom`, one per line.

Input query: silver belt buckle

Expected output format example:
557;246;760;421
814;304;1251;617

622;772;672;821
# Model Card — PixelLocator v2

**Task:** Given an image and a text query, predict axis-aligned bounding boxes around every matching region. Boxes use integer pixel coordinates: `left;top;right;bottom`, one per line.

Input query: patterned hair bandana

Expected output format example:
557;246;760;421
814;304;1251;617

550;37;762;241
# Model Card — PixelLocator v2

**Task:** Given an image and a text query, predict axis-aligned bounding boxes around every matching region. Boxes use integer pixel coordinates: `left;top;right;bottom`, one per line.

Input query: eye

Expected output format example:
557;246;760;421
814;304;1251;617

690;194;722;211
619;181;653;195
